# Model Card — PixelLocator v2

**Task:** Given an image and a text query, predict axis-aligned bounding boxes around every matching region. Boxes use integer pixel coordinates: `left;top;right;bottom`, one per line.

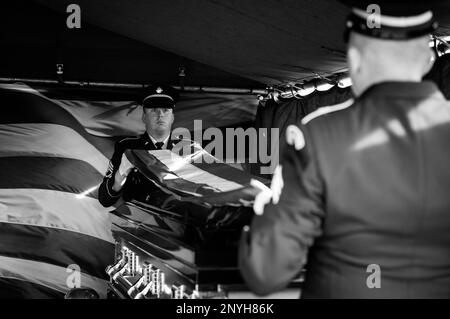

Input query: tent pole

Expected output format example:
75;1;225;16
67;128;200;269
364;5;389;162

0;77;267;95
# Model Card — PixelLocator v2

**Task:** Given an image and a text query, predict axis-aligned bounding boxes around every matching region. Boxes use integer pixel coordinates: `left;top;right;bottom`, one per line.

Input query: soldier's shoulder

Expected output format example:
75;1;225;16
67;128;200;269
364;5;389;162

292;98;358;148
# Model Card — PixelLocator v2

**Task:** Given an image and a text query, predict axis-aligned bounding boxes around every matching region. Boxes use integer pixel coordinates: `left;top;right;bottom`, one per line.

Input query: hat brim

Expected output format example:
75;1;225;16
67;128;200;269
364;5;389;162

142;96;175;109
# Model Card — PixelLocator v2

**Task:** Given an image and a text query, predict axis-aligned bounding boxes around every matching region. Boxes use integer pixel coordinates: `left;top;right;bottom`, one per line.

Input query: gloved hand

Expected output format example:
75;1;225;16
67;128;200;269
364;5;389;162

112;166;134;192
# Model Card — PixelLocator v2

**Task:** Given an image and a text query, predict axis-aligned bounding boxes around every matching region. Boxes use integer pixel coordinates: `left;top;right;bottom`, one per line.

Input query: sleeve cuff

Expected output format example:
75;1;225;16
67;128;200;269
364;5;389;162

106;178;122;198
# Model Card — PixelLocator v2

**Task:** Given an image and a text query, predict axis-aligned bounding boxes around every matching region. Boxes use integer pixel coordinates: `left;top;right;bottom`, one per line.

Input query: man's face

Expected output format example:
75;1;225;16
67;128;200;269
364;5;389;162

142;107;174;136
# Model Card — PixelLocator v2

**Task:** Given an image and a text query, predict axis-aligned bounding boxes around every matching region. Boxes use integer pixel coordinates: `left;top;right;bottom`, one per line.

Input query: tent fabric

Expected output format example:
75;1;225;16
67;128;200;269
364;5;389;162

0;0;265;89
29;0;450;86
2;1;450;88
29;0;350;86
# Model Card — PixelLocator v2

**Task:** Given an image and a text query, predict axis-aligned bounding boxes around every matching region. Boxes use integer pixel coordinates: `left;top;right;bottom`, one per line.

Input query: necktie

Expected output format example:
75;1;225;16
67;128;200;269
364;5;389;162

155;142;164;150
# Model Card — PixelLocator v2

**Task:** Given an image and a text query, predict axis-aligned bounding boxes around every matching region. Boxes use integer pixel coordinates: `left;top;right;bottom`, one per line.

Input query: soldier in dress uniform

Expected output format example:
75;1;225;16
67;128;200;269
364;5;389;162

239;1;450;298
98;84;182;207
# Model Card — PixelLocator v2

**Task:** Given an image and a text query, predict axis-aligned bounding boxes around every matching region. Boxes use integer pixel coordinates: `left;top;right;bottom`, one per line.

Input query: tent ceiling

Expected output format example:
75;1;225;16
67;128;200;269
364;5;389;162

1;1;265;89
3;0;450;88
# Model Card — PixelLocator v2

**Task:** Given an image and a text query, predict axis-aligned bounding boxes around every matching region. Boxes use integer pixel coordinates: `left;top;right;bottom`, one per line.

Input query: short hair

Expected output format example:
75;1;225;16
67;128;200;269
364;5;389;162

348;33;431;72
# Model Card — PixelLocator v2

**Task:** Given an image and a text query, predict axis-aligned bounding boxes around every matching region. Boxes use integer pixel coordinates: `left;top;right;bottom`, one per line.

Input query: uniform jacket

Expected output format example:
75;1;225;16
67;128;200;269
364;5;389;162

239;81;450;298
98;132;180;207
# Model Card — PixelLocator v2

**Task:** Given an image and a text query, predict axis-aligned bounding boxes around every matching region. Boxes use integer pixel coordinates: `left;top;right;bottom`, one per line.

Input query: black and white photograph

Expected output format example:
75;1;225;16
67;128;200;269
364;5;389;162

0;0;450;304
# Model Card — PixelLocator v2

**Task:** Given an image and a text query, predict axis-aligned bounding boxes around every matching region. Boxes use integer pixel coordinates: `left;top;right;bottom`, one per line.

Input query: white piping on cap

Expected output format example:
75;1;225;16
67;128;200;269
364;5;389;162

142;94;174;103
353;8;433;28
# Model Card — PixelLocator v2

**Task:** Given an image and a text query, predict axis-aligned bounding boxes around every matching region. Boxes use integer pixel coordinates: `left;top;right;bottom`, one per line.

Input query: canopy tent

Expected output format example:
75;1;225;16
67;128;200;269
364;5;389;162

0;0;263;89
2;0;449;89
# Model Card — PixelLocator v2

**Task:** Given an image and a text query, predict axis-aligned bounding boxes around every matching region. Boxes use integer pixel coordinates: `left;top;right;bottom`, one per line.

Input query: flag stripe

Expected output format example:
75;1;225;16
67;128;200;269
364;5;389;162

0;84;114;297
0;157;103;197
191;160;252;185
0;87;114;158
0;255;109;298
128;149;235;197
0;188;114;243
170;140;253;184
149;150;243;192
0;123;109;175
0;223;113;280
128;149;260;202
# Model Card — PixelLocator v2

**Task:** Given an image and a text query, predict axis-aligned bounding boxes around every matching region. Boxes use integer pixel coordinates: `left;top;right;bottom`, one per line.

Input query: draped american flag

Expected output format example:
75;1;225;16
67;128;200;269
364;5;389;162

0;83;117;298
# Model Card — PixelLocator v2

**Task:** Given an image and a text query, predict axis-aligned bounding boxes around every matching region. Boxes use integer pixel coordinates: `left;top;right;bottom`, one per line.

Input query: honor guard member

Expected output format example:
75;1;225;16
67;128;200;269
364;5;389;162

98;84;181;207
239;1;450;298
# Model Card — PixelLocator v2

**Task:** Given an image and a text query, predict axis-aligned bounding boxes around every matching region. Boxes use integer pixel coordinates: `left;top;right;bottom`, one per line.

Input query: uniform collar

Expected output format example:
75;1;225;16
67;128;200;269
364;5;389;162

359;80;445;101
146;132;170;149
142;132;170;149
